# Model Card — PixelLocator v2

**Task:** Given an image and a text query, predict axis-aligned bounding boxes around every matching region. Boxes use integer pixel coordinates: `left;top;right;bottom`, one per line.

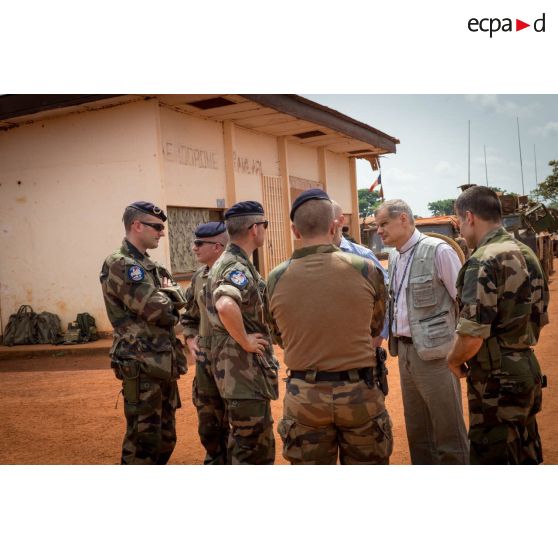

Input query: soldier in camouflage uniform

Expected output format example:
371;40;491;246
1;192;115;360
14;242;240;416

205;201;279;465
448;186;549;464
181;221;229;464
268;189;393;465
100;201;187;465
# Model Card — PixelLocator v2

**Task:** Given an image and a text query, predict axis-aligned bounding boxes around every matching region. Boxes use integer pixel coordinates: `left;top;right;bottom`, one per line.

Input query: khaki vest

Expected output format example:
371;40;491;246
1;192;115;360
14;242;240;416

388;236;458;361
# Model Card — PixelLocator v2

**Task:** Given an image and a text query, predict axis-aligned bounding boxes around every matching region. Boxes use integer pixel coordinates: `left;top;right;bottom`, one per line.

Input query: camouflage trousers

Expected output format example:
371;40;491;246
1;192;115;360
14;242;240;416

225;398;275;465
278;377;393;465
119;365;181;465
467;350;543;465
192;345;229;465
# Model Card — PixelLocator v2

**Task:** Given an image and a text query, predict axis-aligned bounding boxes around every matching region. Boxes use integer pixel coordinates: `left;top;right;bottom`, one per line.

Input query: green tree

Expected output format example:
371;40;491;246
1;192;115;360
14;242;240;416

427;199;456;217
358;189;381;217
532;160;558;206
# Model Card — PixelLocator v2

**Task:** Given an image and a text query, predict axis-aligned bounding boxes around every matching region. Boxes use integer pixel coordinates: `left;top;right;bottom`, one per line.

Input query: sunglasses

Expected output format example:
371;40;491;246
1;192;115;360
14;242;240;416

248;220;269;230
193;239;223;247
140;221;165;232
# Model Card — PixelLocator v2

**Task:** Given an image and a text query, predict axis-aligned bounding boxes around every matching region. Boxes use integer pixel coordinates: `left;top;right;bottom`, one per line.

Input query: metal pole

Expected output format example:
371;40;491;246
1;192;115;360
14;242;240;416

534;144;539;187
517;117;525;196
484;144;489;187
468;120;471;185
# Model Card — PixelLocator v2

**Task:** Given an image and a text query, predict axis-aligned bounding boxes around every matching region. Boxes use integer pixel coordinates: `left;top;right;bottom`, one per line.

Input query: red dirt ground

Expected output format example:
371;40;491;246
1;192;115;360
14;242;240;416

2;279;558;465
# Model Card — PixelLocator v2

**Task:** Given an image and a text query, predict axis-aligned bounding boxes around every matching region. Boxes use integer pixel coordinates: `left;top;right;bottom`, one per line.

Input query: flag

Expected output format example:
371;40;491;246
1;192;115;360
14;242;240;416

379;185;384;200
369;172;382;192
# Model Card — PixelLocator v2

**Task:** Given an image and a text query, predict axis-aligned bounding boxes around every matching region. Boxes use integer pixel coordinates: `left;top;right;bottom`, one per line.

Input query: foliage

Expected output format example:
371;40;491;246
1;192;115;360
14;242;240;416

427;199;456;217
531;160;558;207
358;189;382;217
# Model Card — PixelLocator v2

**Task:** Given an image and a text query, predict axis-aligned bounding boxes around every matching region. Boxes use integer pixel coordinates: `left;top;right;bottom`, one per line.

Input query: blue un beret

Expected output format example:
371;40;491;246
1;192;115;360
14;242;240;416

195;221;226;238
128;201;167;222
290;188;331;221
224;201;264;219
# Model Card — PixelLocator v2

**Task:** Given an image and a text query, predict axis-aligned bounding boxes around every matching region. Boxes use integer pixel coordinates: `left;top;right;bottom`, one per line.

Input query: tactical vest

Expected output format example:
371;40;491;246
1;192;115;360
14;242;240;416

388;236;457;361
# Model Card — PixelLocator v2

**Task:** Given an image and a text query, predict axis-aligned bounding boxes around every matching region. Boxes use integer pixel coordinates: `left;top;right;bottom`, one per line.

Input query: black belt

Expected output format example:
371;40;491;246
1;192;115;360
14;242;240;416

289;368;373;382
395;336;413;345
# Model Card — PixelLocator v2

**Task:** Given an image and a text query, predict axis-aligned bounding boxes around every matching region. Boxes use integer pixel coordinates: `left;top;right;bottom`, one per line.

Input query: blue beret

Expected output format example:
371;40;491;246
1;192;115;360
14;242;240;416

127;201;167;222
290;188;330;221
195;221;226;238
224;201;264;219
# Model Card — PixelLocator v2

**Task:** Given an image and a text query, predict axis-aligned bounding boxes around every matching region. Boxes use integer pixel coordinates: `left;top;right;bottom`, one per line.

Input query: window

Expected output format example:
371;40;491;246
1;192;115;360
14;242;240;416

167;206;223;277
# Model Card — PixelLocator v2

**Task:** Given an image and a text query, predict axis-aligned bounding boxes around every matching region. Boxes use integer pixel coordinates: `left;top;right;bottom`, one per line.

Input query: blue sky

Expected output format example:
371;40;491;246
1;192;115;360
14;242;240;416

306;95;558;217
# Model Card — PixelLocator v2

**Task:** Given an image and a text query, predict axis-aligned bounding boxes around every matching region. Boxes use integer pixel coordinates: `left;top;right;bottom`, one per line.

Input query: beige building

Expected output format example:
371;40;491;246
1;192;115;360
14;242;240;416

0;94;399;334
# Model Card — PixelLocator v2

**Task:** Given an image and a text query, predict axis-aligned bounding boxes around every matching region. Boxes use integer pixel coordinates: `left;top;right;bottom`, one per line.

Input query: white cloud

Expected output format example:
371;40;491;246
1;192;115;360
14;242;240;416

385;167;417;183
531;121;558;137
465;95;537;118
434;161;459;176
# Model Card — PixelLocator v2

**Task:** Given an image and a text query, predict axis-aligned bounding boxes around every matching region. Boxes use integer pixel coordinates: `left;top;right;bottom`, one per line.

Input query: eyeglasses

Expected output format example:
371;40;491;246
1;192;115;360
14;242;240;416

248;221;269;230
140;221;165;232
193;239;223;247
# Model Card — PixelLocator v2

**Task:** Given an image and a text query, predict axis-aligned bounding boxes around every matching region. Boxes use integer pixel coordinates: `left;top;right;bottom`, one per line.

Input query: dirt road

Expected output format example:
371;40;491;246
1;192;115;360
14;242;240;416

2;278;557;465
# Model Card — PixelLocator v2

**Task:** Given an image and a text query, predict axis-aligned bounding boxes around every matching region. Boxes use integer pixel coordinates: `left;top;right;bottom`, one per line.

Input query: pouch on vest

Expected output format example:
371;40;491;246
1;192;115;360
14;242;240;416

119;361;140;404
475;337;502;371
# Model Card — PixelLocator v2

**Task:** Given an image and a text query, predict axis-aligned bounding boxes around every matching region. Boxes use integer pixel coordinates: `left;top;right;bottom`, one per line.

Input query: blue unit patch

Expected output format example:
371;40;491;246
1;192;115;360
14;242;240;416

128;265;145;282
228;270;248;288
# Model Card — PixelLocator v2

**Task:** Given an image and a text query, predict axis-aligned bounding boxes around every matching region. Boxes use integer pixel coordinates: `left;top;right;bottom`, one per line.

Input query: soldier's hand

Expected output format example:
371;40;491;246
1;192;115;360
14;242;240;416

448;362;467;380
186;336;200;361
372;336;384;348
242;333;269;356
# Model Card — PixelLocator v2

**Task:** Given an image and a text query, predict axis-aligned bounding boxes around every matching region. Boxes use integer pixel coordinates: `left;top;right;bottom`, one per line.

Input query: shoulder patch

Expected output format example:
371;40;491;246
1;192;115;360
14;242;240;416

127;265;145;282
227;270;248;288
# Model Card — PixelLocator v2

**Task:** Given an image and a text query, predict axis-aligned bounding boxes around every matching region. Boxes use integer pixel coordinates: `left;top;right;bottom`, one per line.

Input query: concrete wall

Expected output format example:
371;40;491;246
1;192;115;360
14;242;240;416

234;126;280;201
326;151;352;212
159;107;227;208
0;99;163;333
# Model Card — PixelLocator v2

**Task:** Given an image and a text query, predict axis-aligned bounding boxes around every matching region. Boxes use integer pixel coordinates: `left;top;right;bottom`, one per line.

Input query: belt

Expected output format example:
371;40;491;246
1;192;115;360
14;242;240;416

395;336;413;345
289;368;372;383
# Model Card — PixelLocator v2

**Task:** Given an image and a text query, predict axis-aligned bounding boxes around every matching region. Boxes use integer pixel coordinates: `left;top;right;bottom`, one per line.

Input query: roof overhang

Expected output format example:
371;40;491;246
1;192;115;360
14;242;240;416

0;94;398;163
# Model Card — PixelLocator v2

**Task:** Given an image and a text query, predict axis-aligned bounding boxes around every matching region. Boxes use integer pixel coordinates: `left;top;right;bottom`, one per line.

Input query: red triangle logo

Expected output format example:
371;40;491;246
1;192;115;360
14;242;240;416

516;19;530;31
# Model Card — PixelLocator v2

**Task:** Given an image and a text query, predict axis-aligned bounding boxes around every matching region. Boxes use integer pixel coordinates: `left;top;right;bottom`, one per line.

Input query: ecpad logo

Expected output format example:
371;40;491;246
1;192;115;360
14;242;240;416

468;13;546;37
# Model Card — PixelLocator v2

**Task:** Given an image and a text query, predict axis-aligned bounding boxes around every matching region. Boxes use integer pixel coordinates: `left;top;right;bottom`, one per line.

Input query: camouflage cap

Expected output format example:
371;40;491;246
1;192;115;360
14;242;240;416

127;201;167;222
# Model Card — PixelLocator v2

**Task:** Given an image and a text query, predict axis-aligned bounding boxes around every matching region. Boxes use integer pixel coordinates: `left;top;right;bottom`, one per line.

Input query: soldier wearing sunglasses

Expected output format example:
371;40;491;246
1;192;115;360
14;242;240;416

205;201;279;464
100;201;187;465
181;221;230;464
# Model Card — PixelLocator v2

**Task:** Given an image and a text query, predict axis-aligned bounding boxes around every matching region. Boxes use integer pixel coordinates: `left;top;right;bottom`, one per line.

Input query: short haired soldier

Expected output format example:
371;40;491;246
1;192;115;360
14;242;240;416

204;201;280;464
100;201;187;464
181;221;229;464
448;186;549;464
268;189;393;464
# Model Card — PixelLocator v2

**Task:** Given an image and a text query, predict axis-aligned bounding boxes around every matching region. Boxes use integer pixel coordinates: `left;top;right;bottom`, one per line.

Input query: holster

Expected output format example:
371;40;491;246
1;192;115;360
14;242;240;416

117;361;141;404
375;347;389;396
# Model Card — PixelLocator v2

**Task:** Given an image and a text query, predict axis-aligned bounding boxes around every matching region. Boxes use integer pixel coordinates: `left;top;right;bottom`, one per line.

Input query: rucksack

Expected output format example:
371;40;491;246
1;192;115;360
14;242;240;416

3;305;38;346
76;313;99;342
62;313;99;344
35;312;63;344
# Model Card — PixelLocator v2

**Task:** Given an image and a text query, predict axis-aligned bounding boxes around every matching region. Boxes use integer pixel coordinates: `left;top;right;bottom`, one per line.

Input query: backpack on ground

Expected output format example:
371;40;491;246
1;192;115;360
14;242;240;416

76;313;99;342
35;312;63;344
3;305;38;346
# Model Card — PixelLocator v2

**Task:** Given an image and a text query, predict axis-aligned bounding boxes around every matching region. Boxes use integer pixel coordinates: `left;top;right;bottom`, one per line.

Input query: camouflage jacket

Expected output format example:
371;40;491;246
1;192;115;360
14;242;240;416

456;227;549;351
205;243;279;400
100;239;187;379
181;265;212;343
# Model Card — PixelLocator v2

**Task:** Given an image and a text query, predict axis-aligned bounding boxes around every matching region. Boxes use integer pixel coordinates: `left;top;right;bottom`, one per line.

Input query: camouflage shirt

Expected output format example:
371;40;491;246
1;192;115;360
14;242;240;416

100;239;187;379
205;243;279;400
181;265;212;341
456;227;549;349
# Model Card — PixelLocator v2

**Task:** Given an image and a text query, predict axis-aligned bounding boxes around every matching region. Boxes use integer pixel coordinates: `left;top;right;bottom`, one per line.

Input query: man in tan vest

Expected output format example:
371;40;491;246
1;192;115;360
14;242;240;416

375;199;469;464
